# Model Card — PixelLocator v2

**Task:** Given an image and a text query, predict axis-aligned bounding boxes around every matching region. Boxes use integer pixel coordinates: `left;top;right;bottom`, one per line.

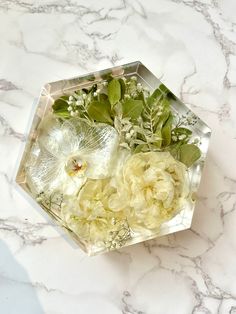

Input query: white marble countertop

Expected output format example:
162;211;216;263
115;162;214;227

1;1;236;313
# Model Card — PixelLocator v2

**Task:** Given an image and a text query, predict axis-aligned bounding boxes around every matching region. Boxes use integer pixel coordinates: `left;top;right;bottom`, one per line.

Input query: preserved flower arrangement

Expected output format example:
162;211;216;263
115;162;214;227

16;62;211;255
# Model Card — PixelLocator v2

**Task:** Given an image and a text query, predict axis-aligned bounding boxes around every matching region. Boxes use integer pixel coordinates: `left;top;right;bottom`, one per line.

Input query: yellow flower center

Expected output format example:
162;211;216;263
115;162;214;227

65;155;87;177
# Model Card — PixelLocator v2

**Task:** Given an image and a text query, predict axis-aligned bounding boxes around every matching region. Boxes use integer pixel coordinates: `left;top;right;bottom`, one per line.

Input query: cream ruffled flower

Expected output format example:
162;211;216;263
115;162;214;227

26;115;119;195
62;151;189;247
62;179;128;246
109;151;189;231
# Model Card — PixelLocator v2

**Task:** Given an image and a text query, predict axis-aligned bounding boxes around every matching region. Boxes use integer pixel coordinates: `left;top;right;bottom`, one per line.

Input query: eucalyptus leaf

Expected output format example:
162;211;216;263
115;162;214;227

122;99;143;119
179;144;201;167
108;79;121;106
87;100;112;124
167;142;181;159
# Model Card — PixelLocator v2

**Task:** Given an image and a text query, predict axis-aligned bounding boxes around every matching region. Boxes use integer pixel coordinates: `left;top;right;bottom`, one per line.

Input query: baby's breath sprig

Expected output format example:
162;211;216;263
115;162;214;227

66;91;89;118
105;219;131;250
174;110;199;128
36;191;64;215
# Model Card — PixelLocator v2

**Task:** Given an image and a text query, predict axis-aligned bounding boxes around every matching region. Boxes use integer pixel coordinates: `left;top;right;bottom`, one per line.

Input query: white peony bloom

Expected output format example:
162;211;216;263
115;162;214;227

61;179;128;246
26;115;119;196
109;151;190;230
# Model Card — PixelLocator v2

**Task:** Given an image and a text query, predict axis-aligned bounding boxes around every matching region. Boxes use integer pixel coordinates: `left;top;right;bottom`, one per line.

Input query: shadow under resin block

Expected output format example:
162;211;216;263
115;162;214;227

16;61;211;255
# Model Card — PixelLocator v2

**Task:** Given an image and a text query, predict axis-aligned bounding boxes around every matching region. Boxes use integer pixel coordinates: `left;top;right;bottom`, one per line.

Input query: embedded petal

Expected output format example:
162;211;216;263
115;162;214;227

26;143;86;196
81;124;119;179
38;115;80;157
26;143;66;195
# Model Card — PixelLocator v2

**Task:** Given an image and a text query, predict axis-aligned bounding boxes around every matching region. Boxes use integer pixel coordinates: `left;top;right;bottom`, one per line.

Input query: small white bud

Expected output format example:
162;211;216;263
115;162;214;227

69;96;73;101
68;106;72;112
76;100;82;106
70;111;75;117
93;92;97;97
125;133;132;140
131;76;137;81
96;89;101;93
179;134;186;140
82;93;87;99
137;83;143;92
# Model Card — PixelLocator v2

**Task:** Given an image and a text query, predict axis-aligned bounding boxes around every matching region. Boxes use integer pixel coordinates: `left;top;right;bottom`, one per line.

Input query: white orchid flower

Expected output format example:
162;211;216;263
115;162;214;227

26;115;119;195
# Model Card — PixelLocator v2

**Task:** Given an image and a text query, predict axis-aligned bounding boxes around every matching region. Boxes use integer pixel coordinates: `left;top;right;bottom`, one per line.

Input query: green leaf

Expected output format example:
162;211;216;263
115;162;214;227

173;127;192;136
179;144;201;167
134;144;149;153
159;84;176;100
87;100;112;124
155;99;170;131
162;113;173;147
98;93;108;102
119;78;126;99
159;84;169;93
108;79;121;106
52;96;70;117
122;99;143;119
162;125;171;147
146;88;162;106
167;91;176;100
154;128;162;148
52;97;68;110
54;111;70;118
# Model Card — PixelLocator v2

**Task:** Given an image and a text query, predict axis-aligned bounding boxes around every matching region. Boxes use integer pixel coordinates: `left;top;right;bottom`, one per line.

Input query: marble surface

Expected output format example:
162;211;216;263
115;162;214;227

0;0;236;313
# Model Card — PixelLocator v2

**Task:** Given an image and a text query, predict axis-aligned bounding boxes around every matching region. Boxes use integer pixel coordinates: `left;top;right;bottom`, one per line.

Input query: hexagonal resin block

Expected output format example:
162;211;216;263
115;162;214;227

16;61;211;255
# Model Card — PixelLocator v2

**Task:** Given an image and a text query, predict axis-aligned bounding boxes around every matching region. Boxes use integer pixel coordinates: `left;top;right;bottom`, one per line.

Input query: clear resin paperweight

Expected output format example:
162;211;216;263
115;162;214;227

16;61;211;256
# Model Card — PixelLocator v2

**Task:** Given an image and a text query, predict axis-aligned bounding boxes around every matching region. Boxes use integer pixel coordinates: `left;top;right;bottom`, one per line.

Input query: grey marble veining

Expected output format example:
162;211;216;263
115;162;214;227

0;0;236;313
